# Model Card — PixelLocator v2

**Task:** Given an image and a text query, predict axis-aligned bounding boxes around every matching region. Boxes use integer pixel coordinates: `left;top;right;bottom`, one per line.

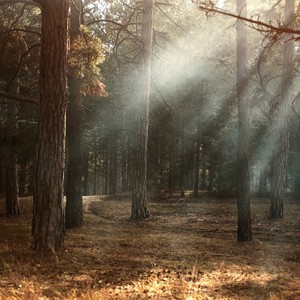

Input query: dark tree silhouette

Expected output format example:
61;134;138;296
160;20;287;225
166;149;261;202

65;0;84;229
131;0;154;219
32;0;69;252
269;0;295;219
236;0;252;242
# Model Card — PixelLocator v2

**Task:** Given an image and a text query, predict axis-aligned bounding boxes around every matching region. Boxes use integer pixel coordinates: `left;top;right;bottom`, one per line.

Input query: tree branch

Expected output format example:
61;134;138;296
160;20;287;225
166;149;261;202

0;90;39;105
9;43;40;85
86;19;141;41
155;3;187;32
192;1;300;37
0;28;40;36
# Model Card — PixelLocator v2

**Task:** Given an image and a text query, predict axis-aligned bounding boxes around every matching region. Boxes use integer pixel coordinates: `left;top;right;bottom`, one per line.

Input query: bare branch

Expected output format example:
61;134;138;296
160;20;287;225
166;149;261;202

151;76;173;112
9;43;40;84
155;3;187;32
120;0;143;12
0;28;40;36
86;19;141;41
271;0;283;11
0;90;39;105
192;1;300;38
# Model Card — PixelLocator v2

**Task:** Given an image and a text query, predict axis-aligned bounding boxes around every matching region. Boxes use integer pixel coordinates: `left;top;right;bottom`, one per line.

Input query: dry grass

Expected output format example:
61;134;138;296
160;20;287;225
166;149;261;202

0;194;299;299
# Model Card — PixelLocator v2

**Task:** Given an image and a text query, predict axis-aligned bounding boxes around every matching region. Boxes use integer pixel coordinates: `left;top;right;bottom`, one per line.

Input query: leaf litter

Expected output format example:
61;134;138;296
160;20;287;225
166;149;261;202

0;194;299;299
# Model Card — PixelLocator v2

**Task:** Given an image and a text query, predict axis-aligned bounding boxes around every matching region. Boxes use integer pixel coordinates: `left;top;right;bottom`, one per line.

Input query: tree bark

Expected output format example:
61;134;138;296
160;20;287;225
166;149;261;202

32;0;69;252
65;0;83;229
131;0;154;219
269;0;295;219
236;0;252;242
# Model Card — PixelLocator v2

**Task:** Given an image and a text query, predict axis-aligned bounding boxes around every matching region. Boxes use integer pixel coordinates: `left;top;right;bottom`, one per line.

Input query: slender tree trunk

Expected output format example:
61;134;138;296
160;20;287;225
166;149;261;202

19;161;27;197
27;159;35;196
168;140;174;198
65;0;83;229
127;134;134;190
5;146;19;215
32;0;69;252
109;137;117;194
179;132;185;191
104;145;109;194
193;141;200;197
5;89;19;215
93;150;97;195
131;0;154;219
82;144;89;196
0;155;4;196
121;135;128;193
269;0;295;219
200;146;207;190
236;0;252;242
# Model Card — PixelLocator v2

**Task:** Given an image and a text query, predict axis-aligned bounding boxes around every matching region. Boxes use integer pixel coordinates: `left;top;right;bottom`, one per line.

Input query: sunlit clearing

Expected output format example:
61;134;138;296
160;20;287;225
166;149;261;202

93;265;280;299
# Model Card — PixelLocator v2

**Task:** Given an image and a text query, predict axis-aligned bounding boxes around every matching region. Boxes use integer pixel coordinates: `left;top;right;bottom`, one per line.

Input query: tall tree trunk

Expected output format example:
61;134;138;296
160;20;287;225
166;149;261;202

127;133;133;190
82;144;89;196
5;84;19;215
32;0;69;252
93;150;98;195
27;159;35;196
193;141;200;197
65;0;83;229
200;148;207;190
200;145;207;190
104;145;109;194
0;155;4;196
109;137;117;195
269;0;295;219
121;134;128;193
131;0;154;219
236;0;252;242
168;139;174;198
5;144;19;215
179;129;185;191
19;161;27;197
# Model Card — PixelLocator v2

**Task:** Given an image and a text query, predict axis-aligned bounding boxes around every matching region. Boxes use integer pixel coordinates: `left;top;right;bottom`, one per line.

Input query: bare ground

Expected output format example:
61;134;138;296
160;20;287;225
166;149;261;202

0;194;299;299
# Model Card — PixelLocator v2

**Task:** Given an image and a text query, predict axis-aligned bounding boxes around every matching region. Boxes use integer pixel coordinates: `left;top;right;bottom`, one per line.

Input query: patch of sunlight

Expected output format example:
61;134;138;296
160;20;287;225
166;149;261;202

100;264;280;299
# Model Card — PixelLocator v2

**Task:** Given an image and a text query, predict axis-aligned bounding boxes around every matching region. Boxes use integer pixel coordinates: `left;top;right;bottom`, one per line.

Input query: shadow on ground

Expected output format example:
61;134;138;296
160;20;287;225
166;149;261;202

0;195;299;299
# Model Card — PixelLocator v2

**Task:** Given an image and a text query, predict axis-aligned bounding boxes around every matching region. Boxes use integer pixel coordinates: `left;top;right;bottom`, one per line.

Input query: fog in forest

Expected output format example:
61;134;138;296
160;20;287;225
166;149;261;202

0;0;299;299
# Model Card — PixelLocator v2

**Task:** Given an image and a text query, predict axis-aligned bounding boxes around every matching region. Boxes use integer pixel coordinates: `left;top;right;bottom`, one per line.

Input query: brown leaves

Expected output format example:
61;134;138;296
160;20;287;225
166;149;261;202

0;196;299;299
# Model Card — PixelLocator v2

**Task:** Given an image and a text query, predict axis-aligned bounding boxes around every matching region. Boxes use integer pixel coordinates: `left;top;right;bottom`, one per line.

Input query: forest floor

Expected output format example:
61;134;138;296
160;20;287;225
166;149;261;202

0;193;299;300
